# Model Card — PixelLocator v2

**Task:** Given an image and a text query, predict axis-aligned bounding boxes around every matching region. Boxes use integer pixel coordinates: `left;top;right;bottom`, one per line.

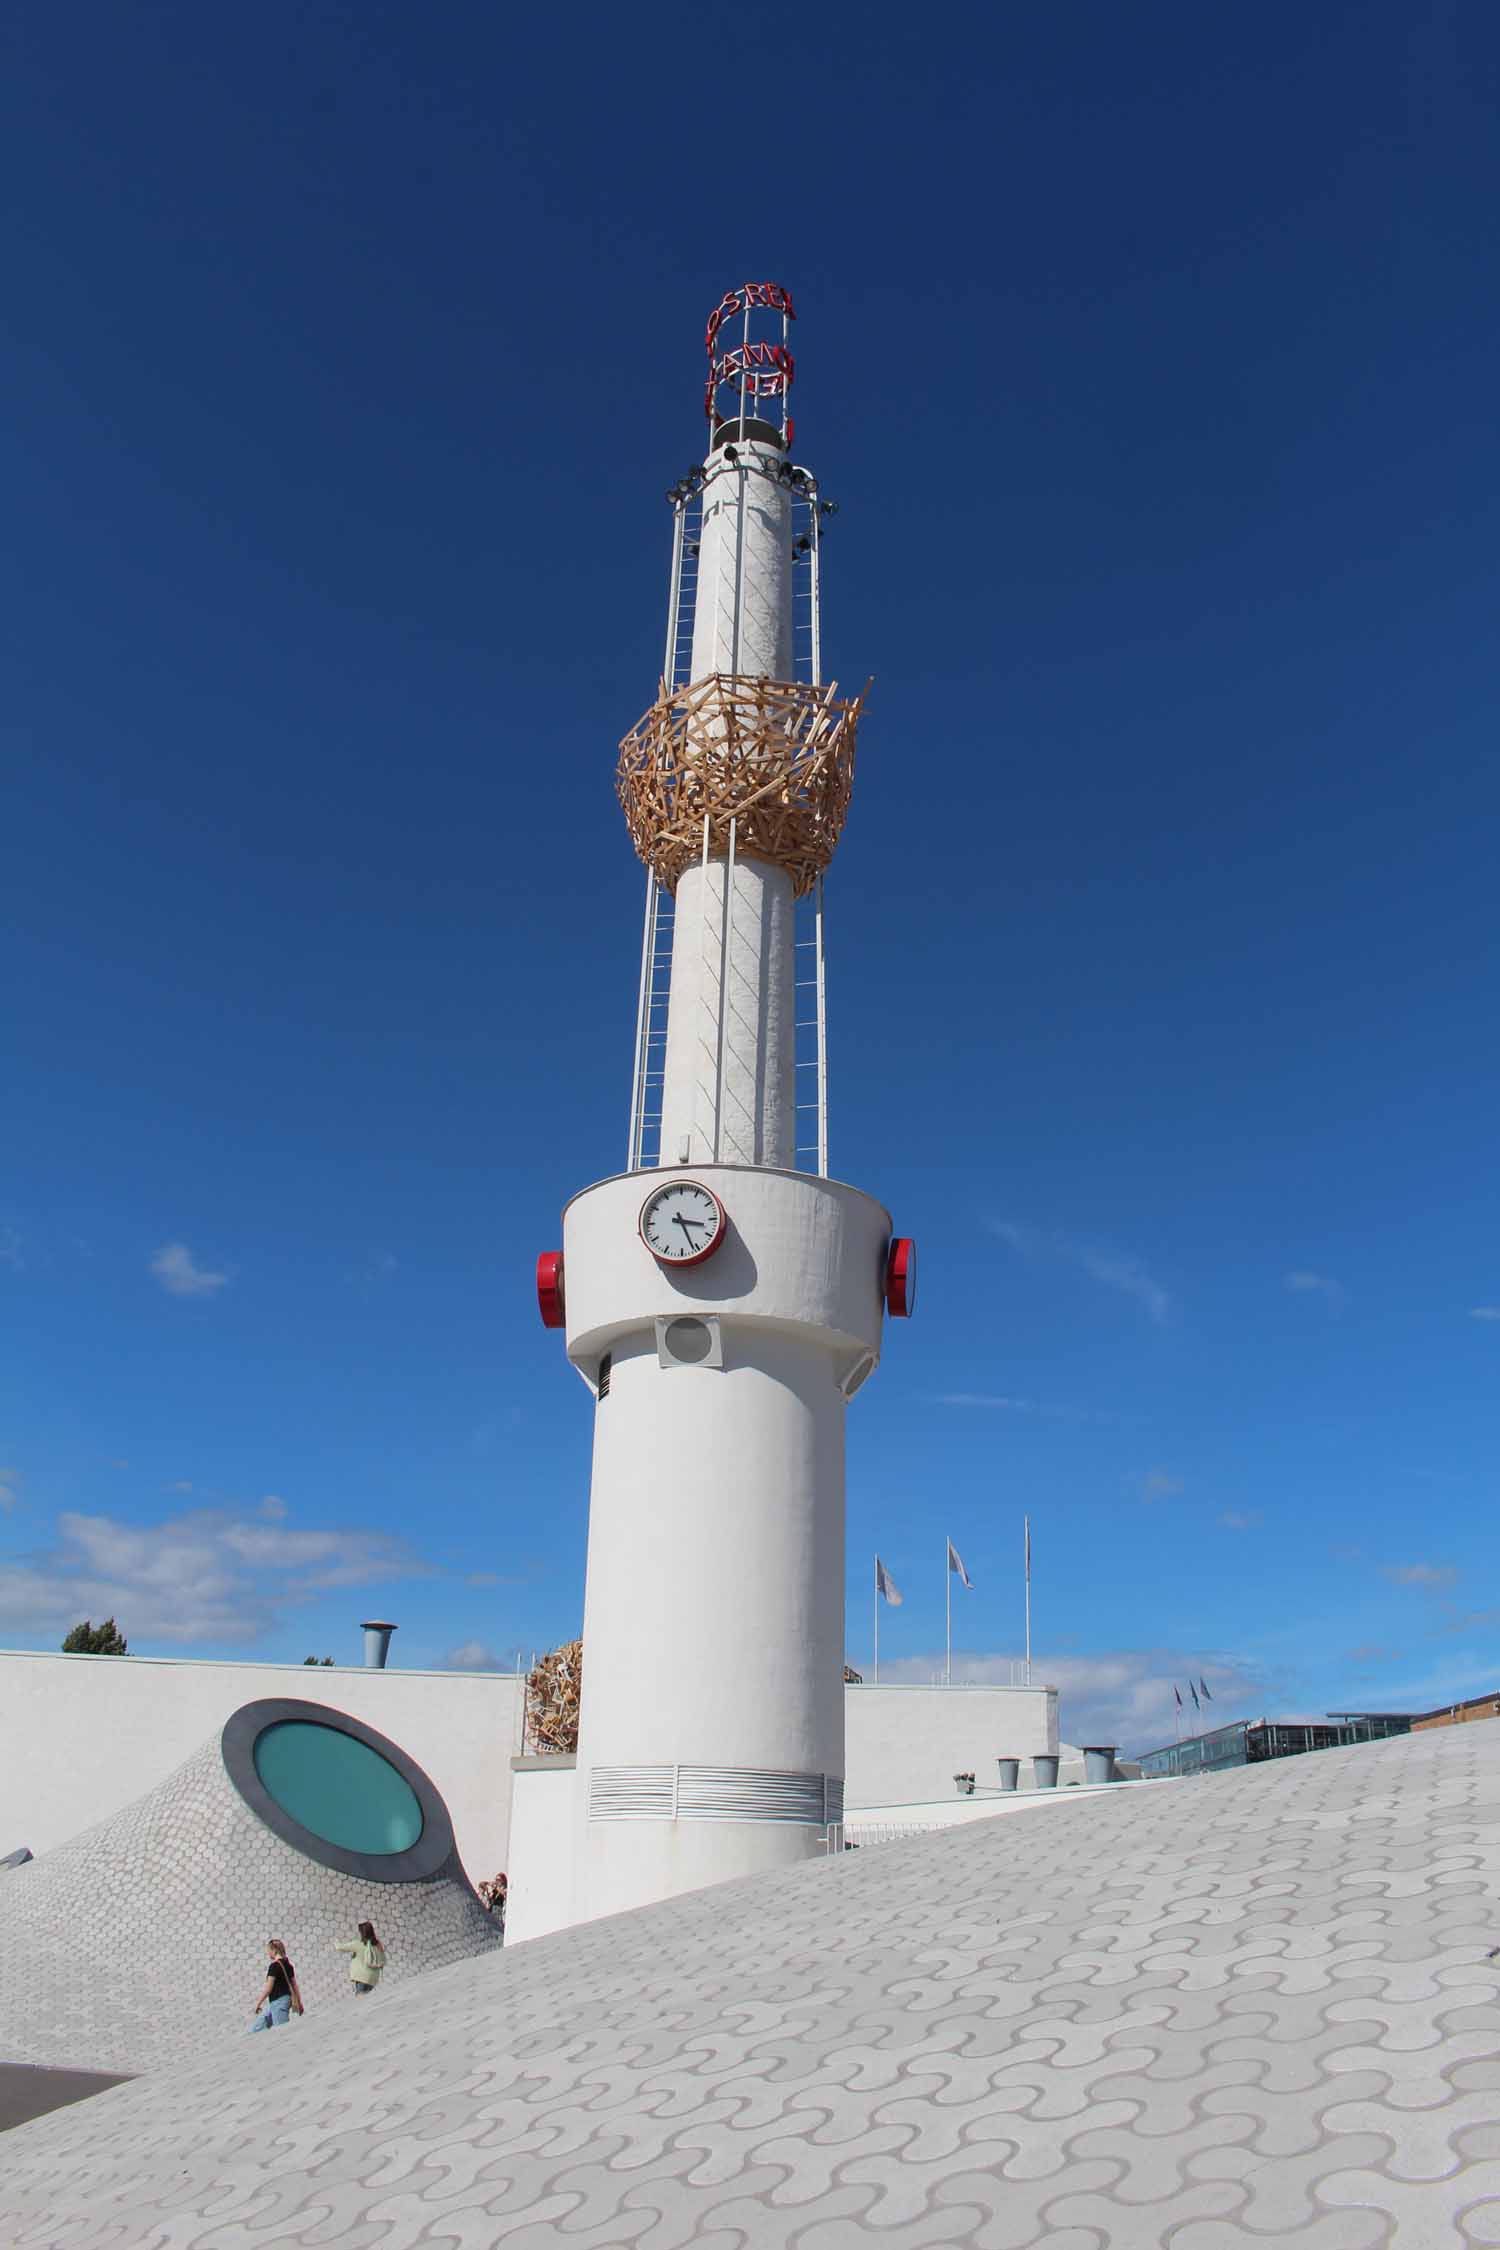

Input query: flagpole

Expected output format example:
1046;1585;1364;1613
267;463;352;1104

945;1541;951;1687
1024;1515;1032;1686
873;1555;879;1686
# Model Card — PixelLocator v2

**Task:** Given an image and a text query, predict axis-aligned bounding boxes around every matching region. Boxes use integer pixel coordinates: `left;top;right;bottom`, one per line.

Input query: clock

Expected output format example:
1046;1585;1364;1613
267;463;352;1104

639;1178;727;1267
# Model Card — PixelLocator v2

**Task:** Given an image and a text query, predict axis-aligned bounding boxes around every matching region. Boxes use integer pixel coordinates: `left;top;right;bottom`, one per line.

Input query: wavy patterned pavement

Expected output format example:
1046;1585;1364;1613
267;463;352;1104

8;1720;1500;2246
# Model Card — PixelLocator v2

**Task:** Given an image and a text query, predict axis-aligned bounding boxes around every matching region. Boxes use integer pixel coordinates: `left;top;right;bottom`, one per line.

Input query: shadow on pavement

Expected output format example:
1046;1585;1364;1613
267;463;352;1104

1;2062;133;2132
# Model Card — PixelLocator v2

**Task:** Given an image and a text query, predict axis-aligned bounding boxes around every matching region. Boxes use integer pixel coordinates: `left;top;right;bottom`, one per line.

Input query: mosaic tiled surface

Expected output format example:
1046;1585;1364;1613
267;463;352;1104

1;1731;499;2076
7;1720;1500;2245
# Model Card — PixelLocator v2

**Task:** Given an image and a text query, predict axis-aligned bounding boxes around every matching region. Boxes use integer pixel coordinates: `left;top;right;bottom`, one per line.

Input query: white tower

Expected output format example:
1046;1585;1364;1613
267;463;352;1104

537;285;915;1926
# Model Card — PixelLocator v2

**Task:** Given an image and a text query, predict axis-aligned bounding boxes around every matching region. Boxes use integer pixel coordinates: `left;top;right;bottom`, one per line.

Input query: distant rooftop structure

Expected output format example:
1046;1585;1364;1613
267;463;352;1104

1412;1686;1500;1730
1137;1708;1412;1780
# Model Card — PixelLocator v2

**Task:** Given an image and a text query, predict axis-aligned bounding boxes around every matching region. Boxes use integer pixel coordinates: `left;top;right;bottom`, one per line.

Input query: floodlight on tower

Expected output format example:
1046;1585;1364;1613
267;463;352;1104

536;285;914;1925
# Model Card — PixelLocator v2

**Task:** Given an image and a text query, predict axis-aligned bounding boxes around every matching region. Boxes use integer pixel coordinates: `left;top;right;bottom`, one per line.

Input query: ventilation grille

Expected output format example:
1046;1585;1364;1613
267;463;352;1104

588;1764;842;1825
588;1766;675;1820
677;1766;826;1823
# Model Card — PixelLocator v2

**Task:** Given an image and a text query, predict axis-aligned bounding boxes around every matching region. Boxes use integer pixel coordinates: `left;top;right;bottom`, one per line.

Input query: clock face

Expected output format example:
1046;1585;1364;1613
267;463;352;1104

639;1179;727;1267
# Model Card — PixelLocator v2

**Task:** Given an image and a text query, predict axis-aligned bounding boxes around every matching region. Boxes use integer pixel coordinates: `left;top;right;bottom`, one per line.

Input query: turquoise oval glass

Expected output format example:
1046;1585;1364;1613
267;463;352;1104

252;1721;423;1855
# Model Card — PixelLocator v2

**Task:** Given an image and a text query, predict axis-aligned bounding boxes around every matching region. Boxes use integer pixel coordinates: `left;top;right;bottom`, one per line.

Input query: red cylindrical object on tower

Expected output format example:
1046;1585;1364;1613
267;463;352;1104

536;1251;566;1330
885;1237;917;1319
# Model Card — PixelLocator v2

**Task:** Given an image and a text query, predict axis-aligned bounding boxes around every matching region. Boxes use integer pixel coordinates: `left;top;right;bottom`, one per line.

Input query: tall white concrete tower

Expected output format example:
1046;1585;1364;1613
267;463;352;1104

537;285;915;1926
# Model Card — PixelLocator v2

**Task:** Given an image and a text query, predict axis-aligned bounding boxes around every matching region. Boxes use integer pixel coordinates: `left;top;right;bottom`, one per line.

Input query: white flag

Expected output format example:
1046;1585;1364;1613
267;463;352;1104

875;1554;903;1606
946;1538;973;1589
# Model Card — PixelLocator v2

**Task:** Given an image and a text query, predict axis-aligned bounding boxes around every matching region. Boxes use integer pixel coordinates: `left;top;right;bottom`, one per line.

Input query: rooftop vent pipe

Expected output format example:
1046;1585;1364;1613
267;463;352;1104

360;1620;396;1670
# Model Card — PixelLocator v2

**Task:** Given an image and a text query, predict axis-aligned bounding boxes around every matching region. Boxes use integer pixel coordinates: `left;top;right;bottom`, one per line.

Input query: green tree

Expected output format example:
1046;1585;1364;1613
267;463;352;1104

61;1617;128;1655
302;1655;335;1665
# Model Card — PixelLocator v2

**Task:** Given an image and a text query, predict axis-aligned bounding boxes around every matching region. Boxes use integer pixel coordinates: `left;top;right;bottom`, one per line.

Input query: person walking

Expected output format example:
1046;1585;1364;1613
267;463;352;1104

334;1919;386;1997
249;1938;304;2030
478;1872;507;1937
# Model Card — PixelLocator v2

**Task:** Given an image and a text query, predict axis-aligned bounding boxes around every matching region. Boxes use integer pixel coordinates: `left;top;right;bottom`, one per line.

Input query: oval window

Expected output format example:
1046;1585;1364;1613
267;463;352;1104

252;1720;424;1855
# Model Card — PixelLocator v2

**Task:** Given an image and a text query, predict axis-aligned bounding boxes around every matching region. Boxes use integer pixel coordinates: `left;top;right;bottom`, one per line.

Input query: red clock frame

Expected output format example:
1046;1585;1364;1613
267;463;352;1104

638;1180;728;1268
885;1237;917;1319
536;1251;566;1330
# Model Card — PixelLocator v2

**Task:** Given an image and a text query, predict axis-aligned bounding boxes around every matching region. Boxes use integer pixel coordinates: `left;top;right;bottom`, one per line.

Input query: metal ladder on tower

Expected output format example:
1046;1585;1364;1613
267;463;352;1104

627;488;701;1170
791;482;829;1177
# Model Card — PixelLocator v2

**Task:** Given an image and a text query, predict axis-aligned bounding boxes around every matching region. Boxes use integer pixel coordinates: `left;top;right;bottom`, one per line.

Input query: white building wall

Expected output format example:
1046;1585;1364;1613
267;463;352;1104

0;1650;523;1885
844;1685;1058;1808
504;1758;579;1945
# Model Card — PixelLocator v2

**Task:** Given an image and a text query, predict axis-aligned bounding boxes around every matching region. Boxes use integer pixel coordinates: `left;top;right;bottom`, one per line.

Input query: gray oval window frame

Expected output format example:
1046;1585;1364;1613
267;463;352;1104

221;1697;456;1884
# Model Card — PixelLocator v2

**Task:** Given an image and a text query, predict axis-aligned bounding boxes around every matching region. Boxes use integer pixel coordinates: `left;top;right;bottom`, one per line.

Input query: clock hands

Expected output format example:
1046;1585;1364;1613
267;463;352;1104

642;1184;722;1266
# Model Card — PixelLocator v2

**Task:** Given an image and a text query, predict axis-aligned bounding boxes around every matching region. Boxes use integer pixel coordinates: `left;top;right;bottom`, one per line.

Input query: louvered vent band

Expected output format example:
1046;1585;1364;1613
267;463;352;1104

588;1766;675;1820
677;1766;826;1822
588;1765;841;1824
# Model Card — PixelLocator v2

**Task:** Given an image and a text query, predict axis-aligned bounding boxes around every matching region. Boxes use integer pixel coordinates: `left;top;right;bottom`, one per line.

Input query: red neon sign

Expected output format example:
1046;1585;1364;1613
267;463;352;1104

704;282;797;357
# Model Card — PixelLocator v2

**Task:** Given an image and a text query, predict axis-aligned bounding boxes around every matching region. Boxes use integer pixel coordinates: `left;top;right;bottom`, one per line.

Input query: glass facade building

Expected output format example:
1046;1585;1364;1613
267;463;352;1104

1137;1711;1412;1781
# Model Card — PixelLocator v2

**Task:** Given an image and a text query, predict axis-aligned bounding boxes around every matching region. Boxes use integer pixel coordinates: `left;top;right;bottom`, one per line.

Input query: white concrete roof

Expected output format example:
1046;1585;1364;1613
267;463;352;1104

8;1718;1500;2243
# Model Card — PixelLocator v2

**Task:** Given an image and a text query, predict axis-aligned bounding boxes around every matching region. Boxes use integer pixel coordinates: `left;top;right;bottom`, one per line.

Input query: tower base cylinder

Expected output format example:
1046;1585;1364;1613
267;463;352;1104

561;1165;890;1926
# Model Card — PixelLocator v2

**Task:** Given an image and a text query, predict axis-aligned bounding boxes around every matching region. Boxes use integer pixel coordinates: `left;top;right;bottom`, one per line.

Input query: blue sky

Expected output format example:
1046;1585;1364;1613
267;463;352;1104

3;3;1498;1752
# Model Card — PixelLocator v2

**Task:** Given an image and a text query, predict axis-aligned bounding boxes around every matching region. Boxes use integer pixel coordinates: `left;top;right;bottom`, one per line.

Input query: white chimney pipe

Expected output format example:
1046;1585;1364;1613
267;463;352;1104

360;1620;396;1670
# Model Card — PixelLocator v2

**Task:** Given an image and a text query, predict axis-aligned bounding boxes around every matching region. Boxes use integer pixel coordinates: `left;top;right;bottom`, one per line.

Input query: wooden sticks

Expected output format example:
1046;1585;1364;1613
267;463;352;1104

617;672;867;897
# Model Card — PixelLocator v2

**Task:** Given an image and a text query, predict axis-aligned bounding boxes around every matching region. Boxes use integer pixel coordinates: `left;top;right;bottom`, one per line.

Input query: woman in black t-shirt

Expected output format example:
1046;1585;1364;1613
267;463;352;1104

249;1938;304;2030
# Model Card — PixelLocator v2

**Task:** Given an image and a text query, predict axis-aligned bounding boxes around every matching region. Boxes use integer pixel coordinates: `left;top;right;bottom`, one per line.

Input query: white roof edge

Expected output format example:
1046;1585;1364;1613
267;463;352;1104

0;1647;526;1681
844;1681;1055;1693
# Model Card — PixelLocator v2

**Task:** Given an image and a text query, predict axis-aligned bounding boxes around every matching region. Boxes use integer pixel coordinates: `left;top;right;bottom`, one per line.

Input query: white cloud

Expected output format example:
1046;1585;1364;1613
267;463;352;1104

1438;1609;1500;1639
0;1223;22;1271
1286;1270;1346;1309
259;1494;288;1520
1076;1249;1171;1326
992;1223;1170;1326
0;1504;428;1645
150;1243;229;1299
1346;1643;1403;1664
1217;1510;1263;1531
1136;1468;1183;1502
1470;1307;1500;1323
933;1394;1041;1412
1382;1561;1458;1590
443;1639;506;1671
871;1647;1262;1756
0;1467;19;1515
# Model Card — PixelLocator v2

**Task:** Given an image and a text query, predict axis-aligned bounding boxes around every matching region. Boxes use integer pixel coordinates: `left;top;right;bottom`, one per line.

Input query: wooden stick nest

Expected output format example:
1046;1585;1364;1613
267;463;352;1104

617;672;868;898
525;1639;582;1756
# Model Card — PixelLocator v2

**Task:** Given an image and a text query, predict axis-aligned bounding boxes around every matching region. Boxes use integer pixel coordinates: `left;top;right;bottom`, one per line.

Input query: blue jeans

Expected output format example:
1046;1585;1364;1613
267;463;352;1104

250;1994;291;2030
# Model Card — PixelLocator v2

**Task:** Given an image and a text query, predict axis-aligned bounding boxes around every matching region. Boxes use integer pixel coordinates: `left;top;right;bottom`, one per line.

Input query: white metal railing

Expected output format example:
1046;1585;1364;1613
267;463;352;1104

626;873;675;1171
841;1823;944;1847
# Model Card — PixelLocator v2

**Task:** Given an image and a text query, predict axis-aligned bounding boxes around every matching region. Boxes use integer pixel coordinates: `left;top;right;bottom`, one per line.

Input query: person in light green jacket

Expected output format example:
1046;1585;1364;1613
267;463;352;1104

334;1920;386;1996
